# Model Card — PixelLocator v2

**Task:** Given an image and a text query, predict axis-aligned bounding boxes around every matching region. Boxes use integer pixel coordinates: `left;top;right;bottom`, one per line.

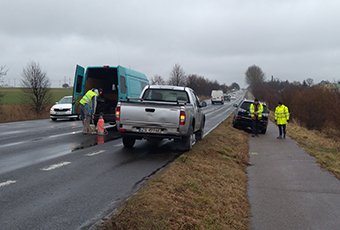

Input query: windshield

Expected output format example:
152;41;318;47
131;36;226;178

143;89;189;102
58;97;72;104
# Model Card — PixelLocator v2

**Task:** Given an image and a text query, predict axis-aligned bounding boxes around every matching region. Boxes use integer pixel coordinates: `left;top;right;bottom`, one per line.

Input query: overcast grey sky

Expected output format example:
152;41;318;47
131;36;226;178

1;0;340;87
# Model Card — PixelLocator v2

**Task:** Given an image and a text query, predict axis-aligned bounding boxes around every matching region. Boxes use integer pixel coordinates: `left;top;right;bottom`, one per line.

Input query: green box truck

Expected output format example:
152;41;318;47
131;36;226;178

72;65;149;124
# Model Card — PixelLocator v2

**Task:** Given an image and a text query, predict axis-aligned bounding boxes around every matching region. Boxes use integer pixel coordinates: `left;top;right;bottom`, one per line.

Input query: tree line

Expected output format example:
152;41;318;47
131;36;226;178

151;64;240;97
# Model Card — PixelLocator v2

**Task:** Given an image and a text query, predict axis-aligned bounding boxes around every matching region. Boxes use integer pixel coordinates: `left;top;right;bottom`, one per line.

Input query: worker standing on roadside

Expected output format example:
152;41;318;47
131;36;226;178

275;101;290;139
79;88;99;134
249;98;263;137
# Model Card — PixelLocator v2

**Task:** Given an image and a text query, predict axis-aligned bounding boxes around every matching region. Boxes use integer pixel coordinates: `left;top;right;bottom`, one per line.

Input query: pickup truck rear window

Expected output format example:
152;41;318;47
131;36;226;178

143;89;189;102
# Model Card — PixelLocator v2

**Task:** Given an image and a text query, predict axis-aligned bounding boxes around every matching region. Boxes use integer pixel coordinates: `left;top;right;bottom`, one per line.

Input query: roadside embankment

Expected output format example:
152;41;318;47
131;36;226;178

95;117;250;230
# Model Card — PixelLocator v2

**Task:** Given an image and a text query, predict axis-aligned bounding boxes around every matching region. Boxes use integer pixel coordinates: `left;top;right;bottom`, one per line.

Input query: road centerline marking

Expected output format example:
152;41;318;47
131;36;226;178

0;180;17;188
41;162;71;171
86;150;105;157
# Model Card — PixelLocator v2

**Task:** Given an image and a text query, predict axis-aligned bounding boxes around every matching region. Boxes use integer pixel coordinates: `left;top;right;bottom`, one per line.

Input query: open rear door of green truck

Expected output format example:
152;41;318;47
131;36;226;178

72;65;85;114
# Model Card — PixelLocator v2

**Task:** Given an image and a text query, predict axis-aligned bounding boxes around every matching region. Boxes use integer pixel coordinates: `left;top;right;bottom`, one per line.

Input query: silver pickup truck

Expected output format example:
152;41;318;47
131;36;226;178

115;85;207;150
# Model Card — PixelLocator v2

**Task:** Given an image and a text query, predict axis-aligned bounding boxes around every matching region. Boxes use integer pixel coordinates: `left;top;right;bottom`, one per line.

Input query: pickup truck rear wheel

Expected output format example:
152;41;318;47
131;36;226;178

195;119;205;141
182;127;194;151
122;137;135;148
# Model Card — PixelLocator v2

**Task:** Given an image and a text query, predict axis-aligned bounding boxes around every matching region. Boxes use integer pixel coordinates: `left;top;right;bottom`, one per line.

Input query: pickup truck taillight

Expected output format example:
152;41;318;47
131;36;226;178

179;111;186;125
115;106;121;121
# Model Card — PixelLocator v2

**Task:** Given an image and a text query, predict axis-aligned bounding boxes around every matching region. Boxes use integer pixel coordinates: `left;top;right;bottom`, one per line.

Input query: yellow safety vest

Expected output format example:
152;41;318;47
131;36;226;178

79;90;97;106
249;103;263;120
275;105;290;125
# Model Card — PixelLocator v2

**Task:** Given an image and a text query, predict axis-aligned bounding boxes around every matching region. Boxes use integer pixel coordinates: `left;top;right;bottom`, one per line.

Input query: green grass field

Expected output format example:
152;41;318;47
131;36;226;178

0;88;73;104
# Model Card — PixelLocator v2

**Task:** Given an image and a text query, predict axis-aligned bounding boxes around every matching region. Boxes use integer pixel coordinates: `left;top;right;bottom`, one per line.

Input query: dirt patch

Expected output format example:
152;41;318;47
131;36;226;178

94;117;250;230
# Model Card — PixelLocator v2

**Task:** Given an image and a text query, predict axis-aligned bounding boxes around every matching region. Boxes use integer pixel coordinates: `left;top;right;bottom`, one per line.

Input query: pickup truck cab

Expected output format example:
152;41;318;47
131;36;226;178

116;85;207;150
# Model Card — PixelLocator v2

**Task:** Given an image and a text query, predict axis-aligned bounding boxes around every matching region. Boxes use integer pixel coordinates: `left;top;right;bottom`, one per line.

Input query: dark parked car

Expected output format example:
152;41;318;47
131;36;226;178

232;99;269;134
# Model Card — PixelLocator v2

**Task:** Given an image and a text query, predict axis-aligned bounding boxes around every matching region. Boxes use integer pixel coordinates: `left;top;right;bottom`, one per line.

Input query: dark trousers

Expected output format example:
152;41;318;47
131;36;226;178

252;119;260;135
278;124;286;137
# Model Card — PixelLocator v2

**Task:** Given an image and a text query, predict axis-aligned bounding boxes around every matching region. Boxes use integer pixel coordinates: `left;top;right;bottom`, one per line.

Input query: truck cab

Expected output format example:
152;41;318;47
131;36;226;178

72;65;149;123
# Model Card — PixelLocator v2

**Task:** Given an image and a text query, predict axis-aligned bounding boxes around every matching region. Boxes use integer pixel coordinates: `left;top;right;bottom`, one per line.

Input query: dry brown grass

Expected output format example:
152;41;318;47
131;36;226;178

0;104;50;122
97;117;250;230
287;120;340;179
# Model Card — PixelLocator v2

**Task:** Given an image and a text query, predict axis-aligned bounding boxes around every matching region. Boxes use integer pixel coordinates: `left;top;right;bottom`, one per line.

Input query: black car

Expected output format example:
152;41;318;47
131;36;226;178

232;99;269;134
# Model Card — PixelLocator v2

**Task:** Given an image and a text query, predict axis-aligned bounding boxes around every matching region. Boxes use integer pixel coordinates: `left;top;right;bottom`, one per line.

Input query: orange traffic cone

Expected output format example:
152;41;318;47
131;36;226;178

97;135;104;144
97;115;105;136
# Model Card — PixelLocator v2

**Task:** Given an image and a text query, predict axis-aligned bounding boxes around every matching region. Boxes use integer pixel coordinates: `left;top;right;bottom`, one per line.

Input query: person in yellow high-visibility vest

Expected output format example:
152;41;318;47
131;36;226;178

249;98;263;137
274;101;290;139
79;88;99;134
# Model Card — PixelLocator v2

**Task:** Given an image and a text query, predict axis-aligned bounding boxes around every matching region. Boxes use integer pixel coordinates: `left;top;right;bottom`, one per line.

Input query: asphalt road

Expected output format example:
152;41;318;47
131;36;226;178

248;122;340;230
0;91;245;230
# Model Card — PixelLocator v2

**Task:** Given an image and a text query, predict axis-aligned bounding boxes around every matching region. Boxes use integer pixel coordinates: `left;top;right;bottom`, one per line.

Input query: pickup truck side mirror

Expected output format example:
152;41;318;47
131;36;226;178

233;103;238;107
200;101;207;107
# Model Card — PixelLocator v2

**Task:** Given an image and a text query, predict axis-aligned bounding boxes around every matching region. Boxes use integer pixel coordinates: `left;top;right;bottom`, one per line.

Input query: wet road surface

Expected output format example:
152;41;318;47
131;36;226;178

0;92;245;229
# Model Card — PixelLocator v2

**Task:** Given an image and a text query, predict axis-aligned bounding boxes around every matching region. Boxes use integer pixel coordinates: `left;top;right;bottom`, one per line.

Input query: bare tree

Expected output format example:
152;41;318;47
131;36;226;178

0;65;8;86
168;64;186;86
150;75;166;85
305;78;314;87
230;82;240;90
0;65;8;104
245;65;265;86
21;62;52;114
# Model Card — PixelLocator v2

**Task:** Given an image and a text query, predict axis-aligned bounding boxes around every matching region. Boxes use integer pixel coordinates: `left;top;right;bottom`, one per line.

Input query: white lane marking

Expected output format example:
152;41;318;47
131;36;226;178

41;162;71;171
47;131;82;139
86;150;105;157
0;141;26;148
204;108;233;137
0;130;82;149
0;180;17;188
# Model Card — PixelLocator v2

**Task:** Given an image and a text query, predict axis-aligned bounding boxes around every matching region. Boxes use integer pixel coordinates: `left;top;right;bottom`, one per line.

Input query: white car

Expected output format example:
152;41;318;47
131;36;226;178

50;96;79;121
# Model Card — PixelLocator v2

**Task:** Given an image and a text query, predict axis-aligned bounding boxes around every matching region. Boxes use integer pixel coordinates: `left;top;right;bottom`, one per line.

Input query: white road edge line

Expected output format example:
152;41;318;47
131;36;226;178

0;180;17;188
86;150;105;157
41;162;71;171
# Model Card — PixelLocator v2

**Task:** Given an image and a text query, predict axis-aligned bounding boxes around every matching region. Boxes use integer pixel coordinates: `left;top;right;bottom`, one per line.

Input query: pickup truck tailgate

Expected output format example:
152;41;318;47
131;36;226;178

120;103;181;128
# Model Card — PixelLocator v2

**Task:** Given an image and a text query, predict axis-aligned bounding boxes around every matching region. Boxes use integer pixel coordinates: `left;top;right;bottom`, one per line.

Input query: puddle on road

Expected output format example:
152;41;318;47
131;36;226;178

72;127;120;151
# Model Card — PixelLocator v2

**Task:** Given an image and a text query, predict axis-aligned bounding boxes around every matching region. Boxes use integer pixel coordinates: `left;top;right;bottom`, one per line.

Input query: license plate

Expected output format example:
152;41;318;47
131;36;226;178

140;128;161;133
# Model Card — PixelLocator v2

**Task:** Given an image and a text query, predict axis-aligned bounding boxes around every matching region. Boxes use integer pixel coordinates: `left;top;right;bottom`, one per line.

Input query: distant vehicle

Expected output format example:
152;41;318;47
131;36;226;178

211;90;224;104
72;65;149;124
223;94;231;101
232;99;269;134
50;96;79;121
230;95;236;100
116;85;207;150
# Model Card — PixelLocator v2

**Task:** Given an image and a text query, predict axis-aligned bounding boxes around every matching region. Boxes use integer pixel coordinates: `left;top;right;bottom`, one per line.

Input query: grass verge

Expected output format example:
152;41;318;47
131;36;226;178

0;88;72;122
287;120;340;179
0;105;50;122
0;87;72;104
95;117;250;230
